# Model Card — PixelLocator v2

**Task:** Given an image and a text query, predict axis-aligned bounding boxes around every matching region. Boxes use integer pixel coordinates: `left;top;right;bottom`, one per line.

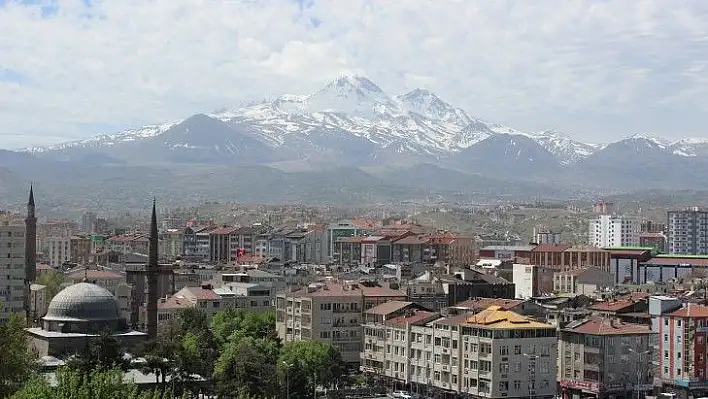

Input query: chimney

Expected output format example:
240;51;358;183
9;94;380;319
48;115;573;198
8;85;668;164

146;198;160;340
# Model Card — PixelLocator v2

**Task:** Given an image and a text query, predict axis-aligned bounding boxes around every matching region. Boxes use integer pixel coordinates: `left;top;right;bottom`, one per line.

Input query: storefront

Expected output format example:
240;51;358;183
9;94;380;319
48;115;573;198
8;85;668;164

560;379;634;399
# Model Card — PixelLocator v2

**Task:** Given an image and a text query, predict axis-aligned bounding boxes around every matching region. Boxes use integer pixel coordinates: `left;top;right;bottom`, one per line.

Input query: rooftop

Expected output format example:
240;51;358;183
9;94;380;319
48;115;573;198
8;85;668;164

365;300;414;316
482;245;536;252
454;298;526;311
666;303;708;318
385;310;438;327
564;316;652;335
589;292;649;312
532;243;570;253
438;306;552;330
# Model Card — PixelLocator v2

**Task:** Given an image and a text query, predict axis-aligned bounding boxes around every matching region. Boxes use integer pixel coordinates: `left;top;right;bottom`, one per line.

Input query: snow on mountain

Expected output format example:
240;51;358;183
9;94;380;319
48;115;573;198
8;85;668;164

626;133;672;149
669;138;708;157
27;122;178;153
26;74;606;164
524;130;600;165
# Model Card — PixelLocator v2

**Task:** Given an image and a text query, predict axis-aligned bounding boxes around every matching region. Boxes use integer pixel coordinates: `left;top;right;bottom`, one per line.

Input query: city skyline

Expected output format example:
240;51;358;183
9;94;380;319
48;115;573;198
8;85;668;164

2;0;708;149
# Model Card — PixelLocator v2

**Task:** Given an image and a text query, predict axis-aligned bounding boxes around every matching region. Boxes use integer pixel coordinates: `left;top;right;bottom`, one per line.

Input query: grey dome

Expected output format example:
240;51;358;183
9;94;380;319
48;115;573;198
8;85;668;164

44;282;122;323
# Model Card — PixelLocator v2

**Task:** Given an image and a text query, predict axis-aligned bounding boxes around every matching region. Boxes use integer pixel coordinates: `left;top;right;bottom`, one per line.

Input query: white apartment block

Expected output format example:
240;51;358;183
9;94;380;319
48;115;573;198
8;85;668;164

667;208;708;255
39;236;71;267
588;215;640;248
362;302;558;398
0;214;26;323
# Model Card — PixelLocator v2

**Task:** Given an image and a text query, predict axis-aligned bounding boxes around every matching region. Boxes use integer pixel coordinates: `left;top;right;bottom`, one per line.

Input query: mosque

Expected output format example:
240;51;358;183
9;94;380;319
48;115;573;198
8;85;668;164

24;192;159;358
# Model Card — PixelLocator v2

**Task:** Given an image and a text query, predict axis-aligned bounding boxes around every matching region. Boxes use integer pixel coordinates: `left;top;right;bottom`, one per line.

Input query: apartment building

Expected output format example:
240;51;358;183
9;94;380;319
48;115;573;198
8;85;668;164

589;215;640;248
0;213;26;323
667;207;708;255
275;280;406;364
656;303;708;398
559;316;653;399
38;236;71;267
362;304;557;398
553;267;614;296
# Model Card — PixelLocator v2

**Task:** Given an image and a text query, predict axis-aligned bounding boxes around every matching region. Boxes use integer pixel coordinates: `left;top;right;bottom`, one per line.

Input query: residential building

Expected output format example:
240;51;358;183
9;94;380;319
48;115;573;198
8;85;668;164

106;233;150;255
533;229;562;245
559;316;653;399
641;220;665;234
513;264;555;298
589;215;640;248
589;292;650;325
209;226;239;263
478;245;536;262
39;236;71;267
656;303;708;397
70;235;92;264
592;200;615;215
639;232;666;253
667;207;708;255
535;295;594;330
275;280;406;364
160;229;184;259
182;225;214;260
390;234;477;266
361;304;558;398
327;219;378;260
553;267;614;296
0;212;26;323
81;212;96;234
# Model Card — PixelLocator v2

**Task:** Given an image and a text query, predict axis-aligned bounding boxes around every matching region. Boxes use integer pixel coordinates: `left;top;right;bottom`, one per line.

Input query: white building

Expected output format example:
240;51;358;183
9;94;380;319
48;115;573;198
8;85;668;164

588;215;640;248
0;213;26;323
39;236;71;267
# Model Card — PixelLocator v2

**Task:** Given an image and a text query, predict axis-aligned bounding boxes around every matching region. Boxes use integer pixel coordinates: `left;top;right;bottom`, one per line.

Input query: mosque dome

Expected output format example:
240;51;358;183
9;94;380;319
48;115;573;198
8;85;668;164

43;282;124;330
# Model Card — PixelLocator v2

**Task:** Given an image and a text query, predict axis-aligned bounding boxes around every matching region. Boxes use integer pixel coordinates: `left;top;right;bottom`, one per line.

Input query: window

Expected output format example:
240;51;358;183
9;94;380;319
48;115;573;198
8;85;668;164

678;319;682;327
664;334;669;343
320;331;330;339
500;345;509;355
514;345;522;355
513;381;522;390
499;381;509;391
499;363;509;373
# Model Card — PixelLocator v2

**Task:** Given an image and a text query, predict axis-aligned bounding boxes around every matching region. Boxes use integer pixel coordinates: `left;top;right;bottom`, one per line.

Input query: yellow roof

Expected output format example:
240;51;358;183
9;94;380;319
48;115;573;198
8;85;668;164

464;305;553;330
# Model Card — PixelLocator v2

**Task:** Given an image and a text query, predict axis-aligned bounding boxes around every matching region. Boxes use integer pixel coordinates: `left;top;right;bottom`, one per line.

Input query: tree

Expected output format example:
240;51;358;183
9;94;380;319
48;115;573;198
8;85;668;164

11;368;178;399
278;341;345;398
0;313;38;397
211;309;277;347
213;337;279;398
65;329;128;375
37;270;66;300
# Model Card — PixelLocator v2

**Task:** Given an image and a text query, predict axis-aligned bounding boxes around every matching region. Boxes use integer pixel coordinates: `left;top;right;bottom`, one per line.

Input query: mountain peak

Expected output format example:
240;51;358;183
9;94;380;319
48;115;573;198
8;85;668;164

626;133;671;148
323;73;384;95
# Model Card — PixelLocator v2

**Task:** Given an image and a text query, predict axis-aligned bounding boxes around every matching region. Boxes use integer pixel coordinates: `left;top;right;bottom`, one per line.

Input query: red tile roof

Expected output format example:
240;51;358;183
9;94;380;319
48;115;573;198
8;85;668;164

385;310;438;327
565;316;652;335
365;300;414;315
532;243;570;253
645;256;708;266
159;296;194;310
666;303;708;318
393;236;431;245
69;269;123;280
360;286;407;298
183;287;221;300
589;292;649;312
349;219;378;229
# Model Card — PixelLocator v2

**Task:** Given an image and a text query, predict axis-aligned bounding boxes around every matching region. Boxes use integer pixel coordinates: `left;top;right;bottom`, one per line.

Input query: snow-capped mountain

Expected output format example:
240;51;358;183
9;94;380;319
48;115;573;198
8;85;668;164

24;73;708;168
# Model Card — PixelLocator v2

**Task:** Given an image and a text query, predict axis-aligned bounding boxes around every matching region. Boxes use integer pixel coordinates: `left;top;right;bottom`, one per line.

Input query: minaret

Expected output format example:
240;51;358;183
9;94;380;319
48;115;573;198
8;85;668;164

24;185;37;324
146;198;159;339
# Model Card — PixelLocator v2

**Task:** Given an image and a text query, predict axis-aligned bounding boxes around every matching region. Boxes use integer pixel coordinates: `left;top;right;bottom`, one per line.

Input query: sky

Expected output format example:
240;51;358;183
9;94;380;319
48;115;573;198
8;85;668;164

1;0;708;149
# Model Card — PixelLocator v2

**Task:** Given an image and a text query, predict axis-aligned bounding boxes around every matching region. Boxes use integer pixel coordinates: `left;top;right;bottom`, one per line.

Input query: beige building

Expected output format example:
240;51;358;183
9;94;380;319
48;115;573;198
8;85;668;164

0;213;26;323
39;236;71;267
553;267;614;296
362;304;558;398
276;280;407;364
559;316;653;399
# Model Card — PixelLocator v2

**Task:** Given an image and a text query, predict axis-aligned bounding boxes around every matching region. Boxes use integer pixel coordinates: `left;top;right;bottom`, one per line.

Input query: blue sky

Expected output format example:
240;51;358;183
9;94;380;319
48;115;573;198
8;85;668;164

1;0;708;149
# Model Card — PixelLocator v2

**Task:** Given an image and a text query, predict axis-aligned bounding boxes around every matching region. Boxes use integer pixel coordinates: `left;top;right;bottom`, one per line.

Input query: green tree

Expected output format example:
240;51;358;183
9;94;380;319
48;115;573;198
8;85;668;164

213;337;279;398
211;308;277;347
11;368;178;399
65;329;128;375
278;341;345;398
37;269;66;300
0;313;38;397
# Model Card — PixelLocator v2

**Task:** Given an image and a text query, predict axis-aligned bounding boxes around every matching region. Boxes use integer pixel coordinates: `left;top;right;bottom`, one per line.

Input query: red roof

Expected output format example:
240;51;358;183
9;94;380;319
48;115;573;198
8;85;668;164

532;243;570;253
385;310;437;327
183;287;221;300
666;303;708;318
69;269;123;280
589;292;649;312
645;256;708;266
565;316;652;335
393;236;431;245
360;286;407;298
366;300;414;315
159;296;194;310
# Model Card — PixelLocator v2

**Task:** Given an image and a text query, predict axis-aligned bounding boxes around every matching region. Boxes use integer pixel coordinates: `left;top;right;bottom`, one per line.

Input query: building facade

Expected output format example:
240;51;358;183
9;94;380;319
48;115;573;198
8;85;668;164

589;215;640;248
0;212;26;323
667;208;708;255
361;304;558;398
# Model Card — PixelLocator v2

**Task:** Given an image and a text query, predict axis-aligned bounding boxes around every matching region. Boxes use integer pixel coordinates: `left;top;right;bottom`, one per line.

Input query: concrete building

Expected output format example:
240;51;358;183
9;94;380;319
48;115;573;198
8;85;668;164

534;229;562;245
559;316;653;399
39;236;71;267
328;219;379;261
81;212;96;234
0;212;26;323
275;280;406;364
592;201;615;215
589;215;641;248
667;207;708;255
361;304;558;398
553;267;614;296
513;264;555;299
29;283;49;323
656;302;708;398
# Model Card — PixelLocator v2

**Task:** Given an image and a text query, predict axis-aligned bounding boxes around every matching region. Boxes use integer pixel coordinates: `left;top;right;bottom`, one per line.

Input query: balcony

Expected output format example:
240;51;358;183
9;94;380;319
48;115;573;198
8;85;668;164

584;363;601;372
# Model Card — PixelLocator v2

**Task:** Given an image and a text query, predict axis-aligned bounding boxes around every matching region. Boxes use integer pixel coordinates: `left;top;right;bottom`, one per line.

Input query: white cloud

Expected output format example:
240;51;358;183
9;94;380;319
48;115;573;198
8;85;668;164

1;0;708;148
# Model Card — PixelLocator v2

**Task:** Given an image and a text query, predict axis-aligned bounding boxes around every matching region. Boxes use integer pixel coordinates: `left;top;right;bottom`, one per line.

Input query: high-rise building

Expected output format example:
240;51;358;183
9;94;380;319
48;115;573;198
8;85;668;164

0;212;26;323
592;200;614;215
666;207;708;255
588;215;640;248
81;212;96;234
